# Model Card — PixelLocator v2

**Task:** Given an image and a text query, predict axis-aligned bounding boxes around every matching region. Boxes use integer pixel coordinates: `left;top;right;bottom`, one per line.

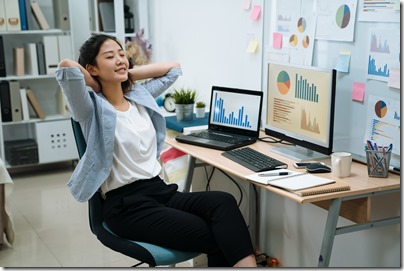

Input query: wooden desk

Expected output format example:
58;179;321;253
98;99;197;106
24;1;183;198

165;132;400;267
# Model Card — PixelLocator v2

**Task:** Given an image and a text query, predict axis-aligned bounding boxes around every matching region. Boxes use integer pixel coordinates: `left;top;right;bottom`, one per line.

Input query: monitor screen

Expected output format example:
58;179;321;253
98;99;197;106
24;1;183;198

264;62;336;161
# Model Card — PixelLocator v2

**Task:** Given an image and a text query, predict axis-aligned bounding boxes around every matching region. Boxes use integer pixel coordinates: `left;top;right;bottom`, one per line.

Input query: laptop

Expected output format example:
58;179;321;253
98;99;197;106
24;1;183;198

175;86;263;151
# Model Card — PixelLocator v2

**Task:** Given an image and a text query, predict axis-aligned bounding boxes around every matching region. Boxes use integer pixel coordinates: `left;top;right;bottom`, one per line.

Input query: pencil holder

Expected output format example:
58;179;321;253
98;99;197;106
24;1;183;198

365;149;391;178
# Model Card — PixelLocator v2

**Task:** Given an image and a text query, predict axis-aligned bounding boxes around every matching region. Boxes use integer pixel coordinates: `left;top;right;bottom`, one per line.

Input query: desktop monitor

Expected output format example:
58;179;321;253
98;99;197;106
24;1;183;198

264;62;337;161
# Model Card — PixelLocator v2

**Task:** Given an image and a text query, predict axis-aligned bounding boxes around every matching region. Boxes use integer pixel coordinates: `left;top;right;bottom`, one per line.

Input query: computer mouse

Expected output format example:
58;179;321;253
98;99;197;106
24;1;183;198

305;163;331;173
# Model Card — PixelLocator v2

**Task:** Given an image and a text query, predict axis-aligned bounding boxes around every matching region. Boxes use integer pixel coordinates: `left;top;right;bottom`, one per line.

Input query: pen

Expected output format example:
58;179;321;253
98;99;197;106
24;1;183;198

259;172;291;177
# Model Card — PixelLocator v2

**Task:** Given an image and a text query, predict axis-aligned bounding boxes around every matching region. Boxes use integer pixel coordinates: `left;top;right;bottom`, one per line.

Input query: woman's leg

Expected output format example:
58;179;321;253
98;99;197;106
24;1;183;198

104;179;255;266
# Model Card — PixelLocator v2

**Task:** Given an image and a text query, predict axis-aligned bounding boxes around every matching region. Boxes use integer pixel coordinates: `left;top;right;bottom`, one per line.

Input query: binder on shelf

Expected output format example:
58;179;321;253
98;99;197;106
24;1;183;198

18;0;28;30
4;0;21;31
25;0;39;30
30;0;50;30
9;80;22;121
25;43;39;75
36;42;46;75
0;36;6;77
43;36;59;74
13;47;25;76
0;0;6;32
57;35;72;61
53;0;70;30
19;88;29;121
26;88;45;119
0;81;12;122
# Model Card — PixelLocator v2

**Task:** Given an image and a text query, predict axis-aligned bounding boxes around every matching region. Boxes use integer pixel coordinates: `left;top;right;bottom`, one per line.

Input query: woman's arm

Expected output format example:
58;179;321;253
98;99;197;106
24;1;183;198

129;62;180;81
58;59;100;92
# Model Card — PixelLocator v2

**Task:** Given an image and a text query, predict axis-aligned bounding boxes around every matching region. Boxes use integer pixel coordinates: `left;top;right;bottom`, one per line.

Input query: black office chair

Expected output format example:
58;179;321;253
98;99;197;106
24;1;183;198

71;119;201;267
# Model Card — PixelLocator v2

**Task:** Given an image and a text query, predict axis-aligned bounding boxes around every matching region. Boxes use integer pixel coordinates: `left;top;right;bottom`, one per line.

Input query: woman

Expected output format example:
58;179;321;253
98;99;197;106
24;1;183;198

55;34;257;267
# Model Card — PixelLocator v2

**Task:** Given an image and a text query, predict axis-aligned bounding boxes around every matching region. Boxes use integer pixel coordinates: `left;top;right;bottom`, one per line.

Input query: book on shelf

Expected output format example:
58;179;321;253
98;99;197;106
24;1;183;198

19;88;30;121
36;42;46;75
18;0;28;30
13;47;25;76
25;0;40;30
56;86;69;116
0;81;12;122
30;0;50;30
43;35;59;74
26;88;45;119
53;0;70;30
25;43;39;75
0;36;6;77
9;80;22;121
245;169;350;196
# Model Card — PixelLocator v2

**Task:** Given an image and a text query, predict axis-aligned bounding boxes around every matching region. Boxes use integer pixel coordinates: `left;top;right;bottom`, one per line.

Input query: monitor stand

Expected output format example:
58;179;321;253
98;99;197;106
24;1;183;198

271;145;329;162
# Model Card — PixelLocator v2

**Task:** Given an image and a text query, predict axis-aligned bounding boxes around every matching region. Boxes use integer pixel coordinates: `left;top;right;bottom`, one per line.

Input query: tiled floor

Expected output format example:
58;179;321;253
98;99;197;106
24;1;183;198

0;162;192;267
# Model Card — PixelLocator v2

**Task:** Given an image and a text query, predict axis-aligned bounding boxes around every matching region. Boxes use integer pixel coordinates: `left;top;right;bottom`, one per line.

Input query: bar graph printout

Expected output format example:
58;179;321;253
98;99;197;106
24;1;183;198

364;95;400;155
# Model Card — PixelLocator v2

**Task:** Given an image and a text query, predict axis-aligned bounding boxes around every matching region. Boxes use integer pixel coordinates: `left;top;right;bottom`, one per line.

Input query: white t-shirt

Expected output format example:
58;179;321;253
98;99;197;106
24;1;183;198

101;101;162;196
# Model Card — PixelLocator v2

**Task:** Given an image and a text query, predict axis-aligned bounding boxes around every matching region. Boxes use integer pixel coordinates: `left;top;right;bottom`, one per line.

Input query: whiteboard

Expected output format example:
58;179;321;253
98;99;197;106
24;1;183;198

261;0;401;168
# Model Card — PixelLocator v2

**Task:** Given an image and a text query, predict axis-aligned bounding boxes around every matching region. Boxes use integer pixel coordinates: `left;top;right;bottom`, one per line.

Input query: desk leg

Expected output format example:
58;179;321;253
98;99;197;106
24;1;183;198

318;197;342;267
183;156;196;193
248;183;257;250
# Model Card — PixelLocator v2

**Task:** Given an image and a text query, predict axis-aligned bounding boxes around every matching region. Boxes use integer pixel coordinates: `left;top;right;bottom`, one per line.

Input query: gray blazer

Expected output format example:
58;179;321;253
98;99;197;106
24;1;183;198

55;66;181;202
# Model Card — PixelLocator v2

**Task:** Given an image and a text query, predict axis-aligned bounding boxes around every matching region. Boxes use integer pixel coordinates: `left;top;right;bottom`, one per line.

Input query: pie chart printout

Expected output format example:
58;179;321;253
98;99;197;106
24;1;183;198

374;100;387;118
289;34;298;47
336;4;350;29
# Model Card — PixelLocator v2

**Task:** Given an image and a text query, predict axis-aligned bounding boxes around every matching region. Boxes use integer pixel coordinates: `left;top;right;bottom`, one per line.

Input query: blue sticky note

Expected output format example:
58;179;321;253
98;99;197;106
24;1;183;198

335;53;350;73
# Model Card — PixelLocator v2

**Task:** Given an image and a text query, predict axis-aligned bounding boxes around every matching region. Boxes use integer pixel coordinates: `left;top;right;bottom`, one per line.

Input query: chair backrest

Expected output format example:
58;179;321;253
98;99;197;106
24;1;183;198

70;119;102;236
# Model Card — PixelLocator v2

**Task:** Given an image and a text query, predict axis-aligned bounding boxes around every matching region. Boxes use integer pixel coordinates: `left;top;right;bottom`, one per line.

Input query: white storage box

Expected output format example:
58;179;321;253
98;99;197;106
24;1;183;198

35;119;78;163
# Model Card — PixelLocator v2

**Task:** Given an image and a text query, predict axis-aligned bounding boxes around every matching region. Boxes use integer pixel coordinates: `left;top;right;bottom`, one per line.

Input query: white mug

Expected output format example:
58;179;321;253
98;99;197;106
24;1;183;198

331;152;352;178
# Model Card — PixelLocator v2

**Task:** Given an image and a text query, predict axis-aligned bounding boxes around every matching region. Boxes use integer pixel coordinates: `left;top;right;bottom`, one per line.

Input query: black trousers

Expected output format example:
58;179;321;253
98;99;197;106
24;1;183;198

103;176;255;267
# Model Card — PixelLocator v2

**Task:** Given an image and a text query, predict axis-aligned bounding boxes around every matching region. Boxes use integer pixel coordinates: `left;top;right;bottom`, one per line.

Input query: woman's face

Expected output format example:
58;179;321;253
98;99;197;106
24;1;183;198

92;39;129;84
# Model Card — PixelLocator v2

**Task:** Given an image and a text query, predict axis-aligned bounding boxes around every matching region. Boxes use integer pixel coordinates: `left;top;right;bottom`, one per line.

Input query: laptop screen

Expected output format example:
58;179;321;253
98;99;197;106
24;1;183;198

208;86;263;137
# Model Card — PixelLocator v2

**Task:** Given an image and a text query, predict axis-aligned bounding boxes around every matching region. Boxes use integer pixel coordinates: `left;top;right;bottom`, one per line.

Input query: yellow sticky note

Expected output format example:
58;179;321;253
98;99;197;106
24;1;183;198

250;5;261;20
352;82;365;102
247;39;259;53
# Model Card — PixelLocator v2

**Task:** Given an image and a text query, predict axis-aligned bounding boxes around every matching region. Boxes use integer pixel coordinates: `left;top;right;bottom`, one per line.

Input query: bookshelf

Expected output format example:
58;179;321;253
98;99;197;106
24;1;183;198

0;0;79;168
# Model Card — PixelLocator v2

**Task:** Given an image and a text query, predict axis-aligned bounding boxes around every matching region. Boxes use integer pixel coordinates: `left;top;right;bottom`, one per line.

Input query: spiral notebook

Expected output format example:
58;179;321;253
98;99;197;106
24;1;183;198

245;169;350;196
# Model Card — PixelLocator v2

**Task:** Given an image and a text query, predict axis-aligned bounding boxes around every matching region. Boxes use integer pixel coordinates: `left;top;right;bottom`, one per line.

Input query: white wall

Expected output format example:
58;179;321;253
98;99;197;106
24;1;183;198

148;0;400;267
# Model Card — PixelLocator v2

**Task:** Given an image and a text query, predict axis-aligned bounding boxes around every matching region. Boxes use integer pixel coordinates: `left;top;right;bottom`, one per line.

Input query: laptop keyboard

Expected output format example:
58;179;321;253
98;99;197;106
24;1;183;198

192;131;250;144
222;147;288;172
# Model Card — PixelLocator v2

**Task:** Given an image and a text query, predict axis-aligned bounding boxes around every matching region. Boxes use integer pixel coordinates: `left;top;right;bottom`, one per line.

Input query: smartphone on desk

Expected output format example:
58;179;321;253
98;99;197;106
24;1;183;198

293;162;324;169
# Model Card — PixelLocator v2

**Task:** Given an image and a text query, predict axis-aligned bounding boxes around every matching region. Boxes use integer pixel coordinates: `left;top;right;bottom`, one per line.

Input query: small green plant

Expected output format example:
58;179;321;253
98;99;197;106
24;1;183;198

196;101;206;108
172;88;197;104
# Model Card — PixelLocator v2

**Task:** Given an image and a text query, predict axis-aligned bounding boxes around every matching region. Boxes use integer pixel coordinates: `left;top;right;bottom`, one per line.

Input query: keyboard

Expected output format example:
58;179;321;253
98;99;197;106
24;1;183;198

193;131;250;144
222;147;288;172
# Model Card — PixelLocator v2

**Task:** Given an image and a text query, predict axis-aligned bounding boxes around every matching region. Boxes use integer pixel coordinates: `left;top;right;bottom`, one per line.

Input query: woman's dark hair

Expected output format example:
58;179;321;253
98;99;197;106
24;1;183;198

78;34;134;93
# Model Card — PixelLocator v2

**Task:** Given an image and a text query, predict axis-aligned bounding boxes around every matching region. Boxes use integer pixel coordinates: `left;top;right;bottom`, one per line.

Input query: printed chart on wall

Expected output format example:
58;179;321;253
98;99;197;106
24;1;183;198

268;0;316;66
367;28;400;83
316;0;358;41
364;95;400;155
266;63;330;145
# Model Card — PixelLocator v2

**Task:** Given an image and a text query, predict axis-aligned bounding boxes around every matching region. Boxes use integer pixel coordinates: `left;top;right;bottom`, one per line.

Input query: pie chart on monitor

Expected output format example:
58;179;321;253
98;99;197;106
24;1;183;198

277;71;290;95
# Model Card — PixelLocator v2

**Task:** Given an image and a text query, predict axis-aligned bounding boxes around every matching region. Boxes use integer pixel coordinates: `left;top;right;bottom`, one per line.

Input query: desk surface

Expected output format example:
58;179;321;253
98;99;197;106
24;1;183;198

165;131;400;204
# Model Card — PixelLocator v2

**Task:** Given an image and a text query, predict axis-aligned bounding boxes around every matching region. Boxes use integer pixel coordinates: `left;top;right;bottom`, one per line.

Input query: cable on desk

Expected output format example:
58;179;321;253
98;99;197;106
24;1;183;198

204;166;216;191
217;168;243;207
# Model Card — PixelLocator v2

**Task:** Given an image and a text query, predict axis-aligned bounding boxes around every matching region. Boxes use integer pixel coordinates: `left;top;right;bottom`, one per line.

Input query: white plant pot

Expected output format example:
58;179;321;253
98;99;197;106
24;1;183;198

195;107;205;118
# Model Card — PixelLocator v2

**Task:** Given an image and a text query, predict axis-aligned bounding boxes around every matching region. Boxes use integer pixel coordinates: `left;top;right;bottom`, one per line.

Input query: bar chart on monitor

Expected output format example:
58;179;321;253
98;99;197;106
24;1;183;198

211;91;261;131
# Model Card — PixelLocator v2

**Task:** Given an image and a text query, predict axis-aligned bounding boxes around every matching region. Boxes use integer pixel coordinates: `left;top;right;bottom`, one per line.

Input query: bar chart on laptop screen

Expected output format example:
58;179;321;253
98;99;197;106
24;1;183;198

211;91;260;131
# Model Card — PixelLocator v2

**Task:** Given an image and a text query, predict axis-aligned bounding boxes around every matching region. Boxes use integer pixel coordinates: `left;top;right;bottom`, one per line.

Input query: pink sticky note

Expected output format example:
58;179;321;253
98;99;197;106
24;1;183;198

352;82;365;102
273;32;282;49
250;5;261;20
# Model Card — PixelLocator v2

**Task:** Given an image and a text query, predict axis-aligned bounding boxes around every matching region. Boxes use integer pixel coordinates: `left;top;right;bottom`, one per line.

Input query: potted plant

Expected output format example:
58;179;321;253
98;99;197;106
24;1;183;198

195;101;206;118
172;88;197;122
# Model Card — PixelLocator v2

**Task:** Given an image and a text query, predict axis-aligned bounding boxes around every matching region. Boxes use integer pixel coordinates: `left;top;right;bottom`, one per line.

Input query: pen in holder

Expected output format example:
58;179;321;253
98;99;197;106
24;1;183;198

365;149;391;178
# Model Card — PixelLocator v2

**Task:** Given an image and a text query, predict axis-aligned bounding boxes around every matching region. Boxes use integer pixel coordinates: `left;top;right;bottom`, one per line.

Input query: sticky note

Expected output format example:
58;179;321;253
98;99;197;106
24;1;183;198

243;0;252;10
273;32;282;49
335;53;351;73
352;82;365;102
247;39;259;53
250;5;261;20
